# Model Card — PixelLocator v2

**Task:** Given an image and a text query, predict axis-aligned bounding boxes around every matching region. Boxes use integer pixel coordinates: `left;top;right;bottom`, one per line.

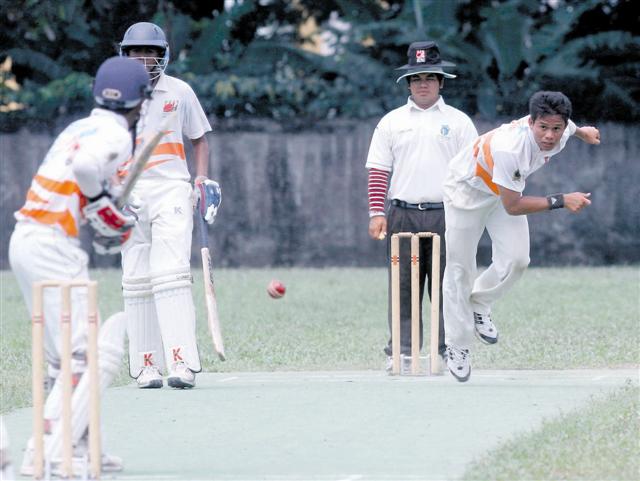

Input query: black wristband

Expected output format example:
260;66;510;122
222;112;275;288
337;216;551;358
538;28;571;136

547;193;564;210
86;190;111;203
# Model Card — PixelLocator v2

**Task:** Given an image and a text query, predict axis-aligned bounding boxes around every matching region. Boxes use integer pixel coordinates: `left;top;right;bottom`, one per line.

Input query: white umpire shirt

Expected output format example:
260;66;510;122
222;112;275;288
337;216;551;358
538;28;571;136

365;96;477;204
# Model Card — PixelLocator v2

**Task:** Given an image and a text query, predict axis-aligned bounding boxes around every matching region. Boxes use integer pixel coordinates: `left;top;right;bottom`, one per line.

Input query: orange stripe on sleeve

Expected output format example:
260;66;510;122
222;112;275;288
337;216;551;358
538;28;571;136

18;208;78;237
26;189;48;204
153;142;185;160
34;175;81;196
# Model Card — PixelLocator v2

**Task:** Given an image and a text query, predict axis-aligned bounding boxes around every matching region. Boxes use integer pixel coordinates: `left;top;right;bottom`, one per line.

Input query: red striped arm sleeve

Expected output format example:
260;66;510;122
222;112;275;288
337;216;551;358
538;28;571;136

368;168;389;216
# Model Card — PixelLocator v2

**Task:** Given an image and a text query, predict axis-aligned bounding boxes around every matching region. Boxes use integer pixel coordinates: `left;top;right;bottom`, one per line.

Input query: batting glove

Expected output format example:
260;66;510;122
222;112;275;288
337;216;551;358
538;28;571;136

83;194;136;237
195;177;222;225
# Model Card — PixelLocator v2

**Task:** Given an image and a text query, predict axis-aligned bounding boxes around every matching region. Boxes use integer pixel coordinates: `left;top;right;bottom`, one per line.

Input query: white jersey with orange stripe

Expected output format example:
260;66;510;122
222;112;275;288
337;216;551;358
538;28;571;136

447;115;577;198
14;109;132;237
120;73;211;182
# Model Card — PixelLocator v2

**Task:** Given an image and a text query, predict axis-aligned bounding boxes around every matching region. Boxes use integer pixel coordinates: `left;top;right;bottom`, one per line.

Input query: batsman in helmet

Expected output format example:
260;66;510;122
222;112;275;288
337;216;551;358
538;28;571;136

118;22;221;389
9;56;152;476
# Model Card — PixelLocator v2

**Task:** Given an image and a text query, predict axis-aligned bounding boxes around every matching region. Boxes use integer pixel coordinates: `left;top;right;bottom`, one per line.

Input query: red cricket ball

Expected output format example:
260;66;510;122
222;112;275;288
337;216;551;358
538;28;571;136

267;279;286;299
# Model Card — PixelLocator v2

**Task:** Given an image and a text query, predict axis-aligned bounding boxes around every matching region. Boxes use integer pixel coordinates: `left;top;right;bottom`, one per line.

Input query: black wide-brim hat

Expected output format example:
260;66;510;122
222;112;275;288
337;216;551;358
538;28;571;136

396;40;456;82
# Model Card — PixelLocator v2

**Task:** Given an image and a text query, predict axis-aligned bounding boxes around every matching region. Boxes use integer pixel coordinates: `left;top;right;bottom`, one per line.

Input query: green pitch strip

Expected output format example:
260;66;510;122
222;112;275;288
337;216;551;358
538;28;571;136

5;369;637;480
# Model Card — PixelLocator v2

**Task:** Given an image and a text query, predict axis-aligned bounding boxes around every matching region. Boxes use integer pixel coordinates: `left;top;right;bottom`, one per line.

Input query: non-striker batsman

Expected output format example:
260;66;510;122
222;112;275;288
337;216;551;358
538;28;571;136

118;22;222;389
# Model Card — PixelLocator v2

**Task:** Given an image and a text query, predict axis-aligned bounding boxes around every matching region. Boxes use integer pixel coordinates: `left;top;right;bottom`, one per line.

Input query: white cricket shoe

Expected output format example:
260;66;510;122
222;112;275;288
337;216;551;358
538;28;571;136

474;312;499;344
19;438;35;476
48;452;124;477
446;345;471;382
74;433;123;473
167;361;195;389
20;439;123;476
136;365;163;389
385;355;412;374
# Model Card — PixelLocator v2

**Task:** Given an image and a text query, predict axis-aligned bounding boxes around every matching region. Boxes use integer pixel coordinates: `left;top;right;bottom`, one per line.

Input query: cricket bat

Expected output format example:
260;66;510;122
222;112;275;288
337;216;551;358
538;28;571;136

196;204;226;361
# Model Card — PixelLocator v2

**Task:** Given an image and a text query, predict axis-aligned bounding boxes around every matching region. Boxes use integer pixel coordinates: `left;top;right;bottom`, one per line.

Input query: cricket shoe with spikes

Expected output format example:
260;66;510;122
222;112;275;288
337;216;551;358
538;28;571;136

474;312;499;344
446;345;471;382
136;365;163;389
168;361;195;389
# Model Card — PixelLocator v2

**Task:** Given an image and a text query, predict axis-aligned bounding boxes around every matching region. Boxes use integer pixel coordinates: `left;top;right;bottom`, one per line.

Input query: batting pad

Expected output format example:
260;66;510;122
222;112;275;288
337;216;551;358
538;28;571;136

45;312;126;461
43;356;86;424
151;266;202;373
123;275;165;377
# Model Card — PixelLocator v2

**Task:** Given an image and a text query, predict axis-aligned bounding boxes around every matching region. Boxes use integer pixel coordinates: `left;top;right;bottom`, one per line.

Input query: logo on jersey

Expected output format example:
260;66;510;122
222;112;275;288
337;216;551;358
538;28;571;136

512;169;522;181
163;100;179;112
438;124;451;142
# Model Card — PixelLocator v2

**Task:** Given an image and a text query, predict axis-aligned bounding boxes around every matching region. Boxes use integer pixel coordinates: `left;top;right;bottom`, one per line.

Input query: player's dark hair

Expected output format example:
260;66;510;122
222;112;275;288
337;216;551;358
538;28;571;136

529;91;572;124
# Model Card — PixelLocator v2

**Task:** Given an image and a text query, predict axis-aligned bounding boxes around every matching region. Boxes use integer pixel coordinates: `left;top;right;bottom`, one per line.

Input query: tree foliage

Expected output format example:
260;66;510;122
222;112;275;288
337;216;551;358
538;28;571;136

1;0;638;131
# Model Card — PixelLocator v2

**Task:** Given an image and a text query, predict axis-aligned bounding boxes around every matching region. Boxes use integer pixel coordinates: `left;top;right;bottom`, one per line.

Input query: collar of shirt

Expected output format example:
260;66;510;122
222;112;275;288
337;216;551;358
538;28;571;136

90;108;129;130
154;73;169;93
406;95;445;113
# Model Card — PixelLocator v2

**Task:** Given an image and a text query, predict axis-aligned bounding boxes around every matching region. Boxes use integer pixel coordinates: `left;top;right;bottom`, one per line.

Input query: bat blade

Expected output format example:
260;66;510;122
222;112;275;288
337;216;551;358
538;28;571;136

201;246;226;361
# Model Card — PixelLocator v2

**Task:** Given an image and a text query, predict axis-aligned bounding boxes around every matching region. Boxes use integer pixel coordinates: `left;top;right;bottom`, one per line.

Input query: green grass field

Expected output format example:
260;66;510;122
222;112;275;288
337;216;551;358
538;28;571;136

462;381;639;480
1;266;639;480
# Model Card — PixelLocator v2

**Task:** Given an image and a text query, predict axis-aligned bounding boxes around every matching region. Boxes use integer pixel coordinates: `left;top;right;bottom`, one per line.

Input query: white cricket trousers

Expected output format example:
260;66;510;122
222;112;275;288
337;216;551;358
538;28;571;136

442;185;530;350
8;223;89;367
121;178;201;374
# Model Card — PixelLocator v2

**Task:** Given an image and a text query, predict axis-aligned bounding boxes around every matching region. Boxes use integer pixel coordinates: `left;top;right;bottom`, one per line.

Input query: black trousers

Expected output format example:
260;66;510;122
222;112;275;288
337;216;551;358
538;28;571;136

384;204;446;356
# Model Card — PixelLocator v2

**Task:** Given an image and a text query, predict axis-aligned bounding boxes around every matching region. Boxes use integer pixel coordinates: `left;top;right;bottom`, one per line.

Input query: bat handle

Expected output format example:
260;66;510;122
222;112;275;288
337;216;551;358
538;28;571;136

196;201;208;248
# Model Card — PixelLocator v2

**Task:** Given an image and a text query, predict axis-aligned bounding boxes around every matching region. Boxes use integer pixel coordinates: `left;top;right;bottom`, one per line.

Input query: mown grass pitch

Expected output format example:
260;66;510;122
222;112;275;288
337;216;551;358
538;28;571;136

1;266;639;479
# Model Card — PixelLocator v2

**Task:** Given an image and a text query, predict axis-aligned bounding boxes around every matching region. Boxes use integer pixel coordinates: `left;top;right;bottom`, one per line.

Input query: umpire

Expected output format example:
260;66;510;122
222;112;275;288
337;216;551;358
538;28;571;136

365;41;477;370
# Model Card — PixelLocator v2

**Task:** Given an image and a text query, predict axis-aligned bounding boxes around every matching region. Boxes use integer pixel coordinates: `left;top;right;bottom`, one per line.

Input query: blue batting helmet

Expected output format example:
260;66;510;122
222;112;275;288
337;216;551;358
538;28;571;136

93;57;152;110
119;22;170;81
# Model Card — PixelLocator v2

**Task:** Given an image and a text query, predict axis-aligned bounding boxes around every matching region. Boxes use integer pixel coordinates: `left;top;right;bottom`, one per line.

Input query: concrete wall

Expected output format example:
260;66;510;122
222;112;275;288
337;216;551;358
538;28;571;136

1;118;638;269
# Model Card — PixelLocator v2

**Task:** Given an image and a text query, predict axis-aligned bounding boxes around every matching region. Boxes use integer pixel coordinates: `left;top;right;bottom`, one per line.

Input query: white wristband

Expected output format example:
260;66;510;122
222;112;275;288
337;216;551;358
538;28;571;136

369;211;385;218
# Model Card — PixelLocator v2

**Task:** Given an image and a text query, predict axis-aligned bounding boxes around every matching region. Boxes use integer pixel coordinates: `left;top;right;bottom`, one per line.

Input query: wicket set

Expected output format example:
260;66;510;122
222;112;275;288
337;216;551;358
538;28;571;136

31;280;101;479
390;232;441;376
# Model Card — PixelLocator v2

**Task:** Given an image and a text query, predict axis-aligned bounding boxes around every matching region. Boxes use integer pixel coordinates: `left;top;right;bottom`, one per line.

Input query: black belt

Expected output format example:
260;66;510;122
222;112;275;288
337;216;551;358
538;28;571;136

392;199;444;210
